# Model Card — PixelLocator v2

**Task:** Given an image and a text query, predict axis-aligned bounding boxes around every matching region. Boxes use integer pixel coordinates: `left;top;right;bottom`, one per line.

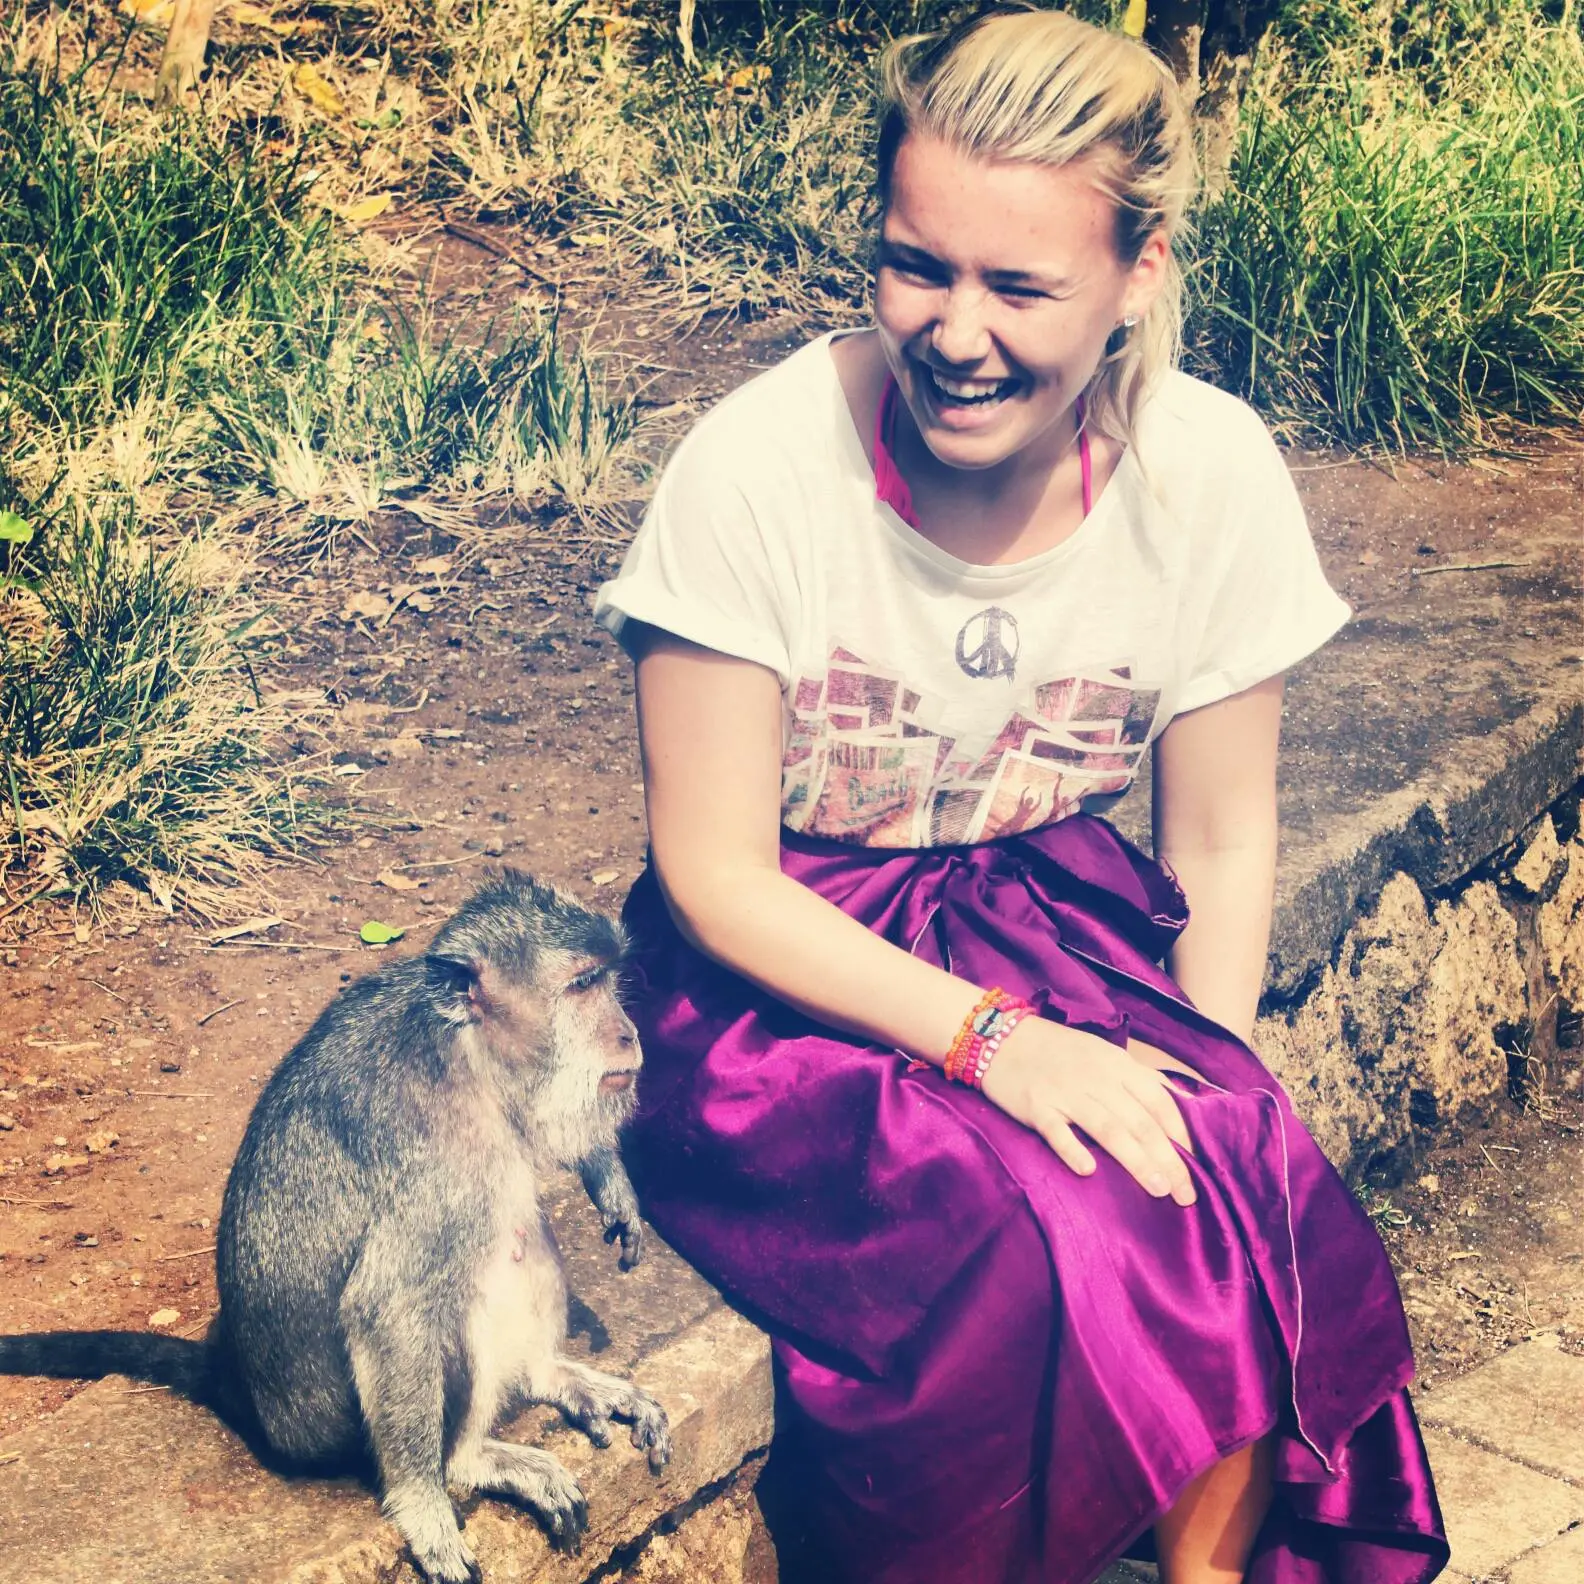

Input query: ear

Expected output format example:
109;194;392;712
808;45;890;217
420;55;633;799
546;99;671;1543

1119;228;1171;325
425;953;482;1021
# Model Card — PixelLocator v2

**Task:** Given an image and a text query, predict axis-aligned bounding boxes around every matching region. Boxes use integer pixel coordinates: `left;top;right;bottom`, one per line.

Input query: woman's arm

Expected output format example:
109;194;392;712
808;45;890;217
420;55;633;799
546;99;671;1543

634;624;1198;1205
1150;675;1286;1044
635;627;983;1058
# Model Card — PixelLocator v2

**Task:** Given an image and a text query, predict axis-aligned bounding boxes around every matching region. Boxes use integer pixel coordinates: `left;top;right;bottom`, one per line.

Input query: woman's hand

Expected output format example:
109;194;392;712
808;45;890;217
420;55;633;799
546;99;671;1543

979;1019;1198;1206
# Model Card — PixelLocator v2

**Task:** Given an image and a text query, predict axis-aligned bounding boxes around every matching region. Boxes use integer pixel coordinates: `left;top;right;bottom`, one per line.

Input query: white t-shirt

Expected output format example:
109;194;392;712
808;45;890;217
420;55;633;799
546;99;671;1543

593;332;1349;849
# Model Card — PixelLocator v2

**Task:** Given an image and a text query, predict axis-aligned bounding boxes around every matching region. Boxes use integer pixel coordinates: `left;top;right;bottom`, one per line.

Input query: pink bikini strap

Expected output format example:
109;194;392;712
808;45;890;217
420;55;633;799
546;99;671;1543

873;376;1094;525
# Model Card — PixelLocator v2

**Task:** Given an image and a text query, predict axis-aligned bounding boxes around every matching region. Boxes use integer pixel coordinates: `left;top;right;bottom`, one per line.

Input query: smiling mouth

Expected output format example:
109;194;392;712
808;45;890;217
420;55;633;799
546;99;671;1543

919;363;1019;409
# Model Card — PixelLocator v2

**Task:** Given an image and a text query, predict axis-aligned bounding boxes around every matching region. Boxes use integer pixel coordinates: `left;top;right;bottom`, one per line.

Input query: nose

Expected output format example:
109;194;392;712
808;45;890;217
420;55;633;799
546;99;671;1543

613;1011;642;1068
930;282;993;368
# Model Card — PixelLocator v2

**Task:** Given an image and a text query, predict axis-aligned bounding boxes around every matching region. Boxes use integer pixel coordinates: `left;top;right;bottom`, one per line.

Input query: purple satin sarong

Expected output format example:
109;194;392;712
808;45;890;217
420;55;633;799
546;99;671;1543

620;816;1449;1584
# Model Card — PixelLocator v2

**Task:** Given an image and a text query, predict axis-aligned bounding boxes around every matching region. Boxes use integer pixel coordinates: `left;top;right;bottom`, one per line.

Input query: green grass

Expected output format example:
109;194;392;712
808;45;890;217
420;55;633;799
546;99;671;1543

205;294;635;523
0;495;335;918
1187;5;1584;447
0;33;635;917
0;54;323;433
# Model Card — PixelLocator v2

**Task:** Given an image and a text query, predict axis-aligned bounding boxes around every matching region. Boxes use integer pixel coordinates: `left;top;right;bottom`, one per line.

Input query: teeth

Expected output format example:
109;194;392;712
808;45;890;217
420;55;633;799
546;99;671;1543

930;370;1010;401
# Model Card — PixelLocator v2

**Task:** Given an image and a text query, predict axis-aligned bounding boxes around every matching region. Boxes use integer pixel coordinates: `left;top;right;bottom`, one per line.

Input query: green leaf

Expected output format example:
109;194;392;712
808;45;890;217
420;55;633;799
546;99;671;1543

359;919;406;945
0;511;33;545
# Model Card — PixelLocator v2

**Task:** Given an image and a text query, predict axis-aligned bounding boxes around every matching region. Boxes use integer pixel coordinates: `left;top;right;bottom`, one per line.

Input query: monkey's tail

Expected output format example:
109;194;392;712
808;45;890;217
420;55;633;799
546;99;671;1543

0;1328;211;1396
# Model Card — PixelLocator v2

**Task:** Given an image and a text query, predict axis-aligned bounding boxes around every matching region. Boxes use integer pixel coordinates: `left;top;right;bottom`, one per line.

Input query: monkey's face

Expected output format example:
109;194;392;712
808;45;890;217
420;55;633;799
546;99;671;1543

515;951;642;1166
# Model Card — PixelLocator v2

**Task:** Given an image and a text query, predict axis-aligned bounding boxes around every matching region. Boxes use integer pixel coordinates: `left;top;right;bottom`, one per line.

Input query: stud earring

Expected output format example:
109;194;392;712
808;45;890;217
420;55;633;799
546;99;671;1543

1122;314;1138;329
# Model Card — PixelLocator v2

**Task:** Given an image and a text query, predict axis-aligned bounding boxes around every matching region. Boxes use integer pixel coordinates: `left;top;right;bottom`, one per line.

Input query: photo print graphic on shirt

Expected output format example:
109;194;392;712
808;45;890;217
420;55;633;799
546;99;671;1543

782;644;1162;847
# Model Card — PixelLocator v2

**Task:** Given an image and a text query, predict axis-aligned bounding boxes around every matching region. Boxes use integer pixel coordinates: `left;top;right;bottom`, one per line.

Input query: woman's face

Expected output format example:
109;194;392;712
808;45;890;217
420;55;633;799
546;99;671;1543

874;132;1168;474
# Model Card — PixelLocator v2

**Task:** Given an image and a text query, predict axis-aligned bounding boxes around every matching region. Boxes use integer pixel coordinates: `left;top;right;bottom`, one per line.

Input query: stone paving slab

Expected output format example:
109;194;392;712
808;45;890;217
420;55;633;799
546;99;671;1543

1423;1428;1584;1581
1507;1521;1584;1584
1419;1341;1584;1483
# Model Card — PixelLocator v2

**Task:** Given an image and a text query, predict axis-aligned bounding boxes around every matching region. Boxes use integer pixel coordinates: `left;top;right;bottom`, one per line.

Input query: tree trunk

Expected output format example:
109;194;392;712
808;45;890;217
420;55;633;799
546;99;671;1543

155;0;216;108
1144;1;1278;192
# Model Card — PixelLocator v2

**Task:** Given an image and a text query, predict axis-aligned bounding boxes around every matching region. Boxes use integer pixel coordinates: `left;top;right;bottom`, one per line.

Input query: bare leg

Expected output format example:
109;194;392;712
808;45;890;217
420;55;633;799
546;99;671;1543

1154;1435;1275;1584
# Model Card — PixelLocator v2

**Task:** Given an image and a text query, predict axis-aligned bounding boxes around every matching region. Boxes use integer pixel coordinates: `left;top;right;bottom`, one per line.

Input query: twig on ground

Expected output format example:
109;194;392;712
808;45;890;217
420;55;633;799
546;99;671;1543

0;884;56;923
391;853;484;873
387;688;431;715
1411;559;1532;577
204;940;353;953
157;1245;216;1262
120;1385;172;1395
86;978;128;1003
196;999;244;1027
0;1194;74;1208
443;219;561;289
128;1090;213;1099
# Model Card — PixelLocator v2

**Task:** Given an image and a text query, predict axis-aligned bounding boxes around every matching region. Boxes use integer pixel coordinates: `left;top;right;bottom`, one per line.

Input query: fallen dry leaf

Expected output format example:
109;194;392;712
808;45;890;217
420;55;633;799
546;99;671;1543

292;62;345;118
727;63;772;92
386;731;426;759
84;1131;119;1154
232;3;322;34
344;193;393;224
148;1308;182;1328
333;763;367;778
43;1153;90;1175
403;590;437;614
590;869;620;886
341;590;393;623
412;555;453;578
376;869;422;892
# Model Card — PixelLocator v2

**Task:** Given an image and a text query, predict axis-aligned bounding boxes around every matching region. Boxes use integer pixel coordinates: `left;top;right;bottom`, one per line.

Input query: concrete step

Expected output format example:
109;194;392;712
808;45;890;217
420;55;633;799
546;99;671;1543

0;1172;773;1583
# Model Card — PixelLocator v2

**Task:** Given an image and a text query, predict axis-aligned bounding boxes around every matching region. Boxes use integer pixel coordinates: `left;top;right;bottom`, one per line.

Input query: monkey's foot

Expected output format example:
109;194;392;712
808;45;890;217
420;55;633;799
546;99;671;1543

383;1480;482;1584
549;1364;672;1471
624;1386;672;1472
452;1439;589;1555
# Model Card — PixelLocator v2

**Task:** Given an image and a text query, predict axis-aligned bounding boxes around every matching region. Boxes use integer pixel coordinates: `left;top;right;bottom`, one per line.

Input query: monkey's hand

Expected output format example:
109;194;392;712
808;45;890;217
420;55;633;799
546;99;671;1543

579;1146;644;1271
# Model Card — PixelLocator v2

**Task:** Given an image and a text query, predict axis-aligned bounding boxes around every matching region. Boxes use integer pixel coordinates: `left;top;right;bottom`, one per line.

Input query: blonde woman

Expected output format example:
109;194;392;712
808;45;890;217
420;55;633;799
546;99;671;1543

594;9;1447;1582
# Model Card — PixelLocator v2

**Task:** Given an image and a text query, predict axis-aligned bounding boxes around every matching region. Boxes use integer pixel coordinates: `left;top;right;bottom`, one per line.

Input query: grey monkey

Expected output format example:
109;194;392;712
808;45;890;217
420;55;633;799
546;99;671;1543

0;870;671;1584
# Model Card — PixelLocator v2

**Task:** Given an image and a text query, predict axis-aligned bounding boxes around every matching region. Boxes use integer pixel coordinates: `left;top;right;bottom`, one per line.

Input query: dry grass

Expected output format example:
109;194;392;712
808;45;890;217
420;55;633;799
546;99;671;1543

0;497;339;922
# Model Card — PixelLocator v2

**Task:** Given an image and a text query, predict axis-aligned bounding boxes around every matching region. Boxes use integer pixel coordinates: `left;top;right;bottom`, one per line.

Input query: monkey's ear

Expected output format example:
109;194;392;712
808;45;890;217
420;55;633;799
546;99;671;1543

425;953;481;1019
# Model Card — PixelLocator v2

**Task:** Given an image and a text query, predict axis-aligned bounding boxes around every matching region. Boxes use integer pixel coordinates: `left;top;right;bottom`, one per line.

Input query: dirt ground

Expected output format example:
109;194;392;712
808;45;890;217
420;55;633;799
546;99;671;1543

3;234;1582;1441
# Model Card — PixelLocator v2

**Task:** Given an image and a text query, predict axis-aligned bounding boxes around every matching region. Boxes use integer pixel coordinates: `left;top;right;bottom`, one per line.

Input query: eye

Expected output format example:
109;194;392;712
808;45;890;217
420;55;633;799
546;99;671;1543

877;247;946;287
565;965;608;994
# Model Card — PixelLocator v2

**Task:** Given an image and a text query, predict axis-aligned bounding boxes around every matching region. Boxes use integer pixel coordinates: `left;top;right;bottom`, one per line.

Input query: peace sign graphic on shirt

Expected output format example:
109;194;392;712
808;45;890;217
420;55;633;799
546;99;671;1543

956;607;1020;681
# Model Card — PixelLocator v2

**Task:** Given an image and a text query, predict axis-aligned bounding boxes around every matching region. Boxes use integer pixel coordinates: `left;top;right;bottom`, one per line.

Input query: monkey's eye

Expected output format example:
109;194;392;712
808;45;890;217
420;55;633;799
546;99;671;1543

565;965;608;994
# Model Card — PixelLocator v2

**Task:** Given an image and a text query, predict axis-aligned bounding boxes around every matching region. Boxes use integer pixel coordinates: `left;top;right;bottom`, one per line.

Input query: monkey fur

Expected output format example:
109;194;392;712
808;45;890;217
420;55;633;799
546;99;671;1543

0;870;670;1584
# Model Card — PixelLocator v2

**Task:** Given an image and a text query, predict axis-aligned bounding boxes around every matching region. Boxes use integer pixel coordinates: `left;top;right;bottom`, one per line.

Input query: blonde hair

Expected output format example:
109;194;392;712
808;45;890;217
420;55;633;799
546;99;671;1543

876;6;1197;448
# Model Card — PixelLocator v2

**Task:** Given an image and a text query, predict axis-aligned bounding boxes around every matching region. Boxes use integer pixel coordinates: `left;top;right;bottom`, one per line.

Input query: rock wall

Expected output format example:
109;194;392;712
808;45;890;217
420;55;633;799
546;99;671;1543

1255;789;1584;1181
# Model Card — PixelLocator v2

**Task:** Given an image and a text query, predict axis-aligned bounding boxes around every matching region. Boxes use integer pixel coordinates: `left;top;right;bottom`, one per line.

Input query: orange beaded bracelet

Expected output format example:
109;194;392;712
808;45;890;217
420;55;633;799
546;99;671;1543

946;988;1036;1089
